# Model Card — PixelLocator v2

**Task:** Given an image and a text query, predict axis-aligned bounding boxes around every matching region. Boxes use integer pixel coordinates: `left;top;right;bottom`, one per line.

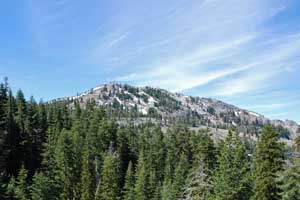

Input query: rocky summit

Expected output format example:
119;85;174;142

51;82;299;141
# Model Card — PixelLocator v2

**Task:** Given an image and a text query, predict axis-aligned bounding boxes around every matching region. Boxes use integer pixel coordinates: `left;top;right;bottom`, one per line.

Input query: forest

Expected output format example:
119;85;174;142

1;78;300;200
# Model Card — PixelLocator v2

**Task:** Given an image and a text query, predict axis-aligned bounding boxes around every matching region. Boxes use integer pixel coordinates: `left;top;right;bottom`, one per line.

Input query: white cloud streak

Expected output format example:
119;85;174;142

98;0;299;93
24;0;300;120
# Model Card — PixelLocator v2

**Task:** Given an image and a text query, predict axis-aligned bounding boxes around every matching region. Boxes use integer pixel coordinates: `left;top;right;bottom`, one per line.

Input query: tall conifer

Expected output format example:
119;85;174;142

252;125;283;200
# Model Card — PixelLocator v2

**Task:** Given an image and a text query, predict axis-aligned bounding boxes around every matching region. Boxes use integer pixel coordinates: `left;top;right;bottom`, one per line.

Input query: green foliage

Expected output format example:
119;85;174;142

116;90;133;101
80;134;97;200
182;161;213;200
117;128;132;189
134;150;150;200
293;135;300;151
5;176;16;199
191;129;216;173
0;82;9;177
213;130;252;200
98;120;118;152
55;129;81;200
171;153;189;199
278;159;300;200
274;125;291;139
0;79;297;200
123;161;135;200
30;172;55;200
144;87;181;112
96;151;120;200
252;125;284;200
207;106;215;115
14;166;30;200
278;135;300;200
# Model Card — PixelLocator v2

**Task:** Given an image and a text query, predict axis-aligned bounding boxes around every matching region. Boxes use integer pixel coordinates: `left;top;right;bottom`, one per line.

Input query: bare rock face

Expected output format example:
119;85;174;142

50;82;299;140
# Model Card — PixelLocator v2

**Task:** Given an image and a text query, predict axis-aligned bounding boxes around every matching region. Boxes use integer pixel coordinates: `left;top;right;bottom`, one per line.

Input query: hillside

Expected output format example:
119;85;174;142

51;82;299;140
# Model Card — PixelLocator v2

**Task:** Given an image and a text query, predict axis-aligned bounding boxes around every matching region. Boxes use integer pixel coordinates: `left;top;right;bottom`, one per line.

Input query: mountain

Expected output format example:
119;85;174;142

50;82;299;140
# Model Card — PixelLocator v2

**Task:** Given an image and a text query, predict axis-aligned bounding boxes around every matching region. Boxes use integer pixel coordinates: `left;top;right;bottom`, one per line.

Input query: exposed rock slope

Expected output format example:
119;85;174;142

51;82;299;139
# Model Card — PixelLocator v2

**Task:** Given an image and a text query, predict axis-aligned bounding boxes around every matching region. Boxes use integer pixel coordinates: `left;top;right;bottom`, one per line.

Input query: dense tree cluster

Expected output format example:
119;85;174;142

0;78;299;200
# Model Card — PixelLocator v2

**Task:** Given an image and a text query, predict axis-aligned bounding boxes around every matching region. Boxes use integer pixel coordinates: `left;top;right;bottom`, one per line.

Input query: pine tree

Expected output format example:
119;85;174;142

191;130;216;174
30;172;55;200
95;151;120;200
5;89;20;177
80;135;97;200
5;176;16;199
41;121;58;179
125;122;139;162
182;160;213;200
252;125;283;200
278;136;300;200
0;82;7;120
72;128;84;199
171;153;189;199
89;109;105;185
2;79;298;200
151;127;166;186
0;82;9;186
98;120;118;152
15;90;28;173
37;100;47;142
278;158;300;200
15;90;27;138
55;129;78;200
162;126;191;200
134;150;149;200
123;161;135;200
117;128;131;189
213;130;252;200
35;101;47;165
161;159;173;200
14;165;30;200
25;96;41;173
293;134;300;151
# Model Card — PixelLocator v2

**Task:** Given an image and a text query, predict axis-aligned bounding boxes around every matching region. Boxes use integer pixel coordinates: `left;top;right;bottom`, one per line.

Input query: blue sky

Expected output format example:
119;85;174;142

1;0;300;122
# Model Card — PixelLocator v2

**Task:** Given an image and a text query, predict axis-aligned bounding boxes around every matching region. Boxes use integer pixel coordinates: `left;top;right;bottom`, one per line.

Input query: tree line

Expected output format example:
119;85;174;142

0;78;300;200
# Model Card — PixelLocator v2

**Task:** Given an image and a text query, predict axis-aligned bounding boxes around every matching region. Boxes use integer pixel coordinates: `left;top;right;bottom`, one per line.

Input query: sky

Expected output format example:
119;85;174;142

0;0;300;122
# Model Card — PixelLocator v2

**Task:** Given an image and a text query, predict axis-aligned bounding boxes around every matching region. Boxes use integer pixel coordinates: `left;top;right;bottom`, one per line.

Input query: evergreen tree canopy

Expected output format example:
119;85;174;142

0;79;297;200
123;161;135;200
252;125;284;200
95;151;120;200
213;130;252;200
279;158;300;200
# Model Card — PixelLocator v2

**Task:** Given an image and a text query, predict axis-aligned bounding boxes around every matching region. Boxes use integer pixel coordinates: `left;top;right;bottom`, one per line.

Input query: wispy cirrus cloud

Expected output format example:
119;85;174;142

18;0;300;121
108;31;132;47
102;0;299;120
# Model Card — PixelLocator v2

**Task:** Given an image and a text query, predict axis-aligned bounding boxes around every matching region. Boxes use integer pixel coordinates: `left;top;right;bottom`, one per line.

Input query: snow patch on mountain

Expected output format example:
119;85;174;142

249;111;260;117
50;82;300;139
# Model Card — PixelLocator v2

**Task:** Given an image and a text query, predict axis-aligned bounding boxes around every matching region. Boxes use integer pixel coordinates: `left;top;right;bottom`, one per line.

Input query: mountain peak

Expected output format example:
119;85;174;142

51;82;299;139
